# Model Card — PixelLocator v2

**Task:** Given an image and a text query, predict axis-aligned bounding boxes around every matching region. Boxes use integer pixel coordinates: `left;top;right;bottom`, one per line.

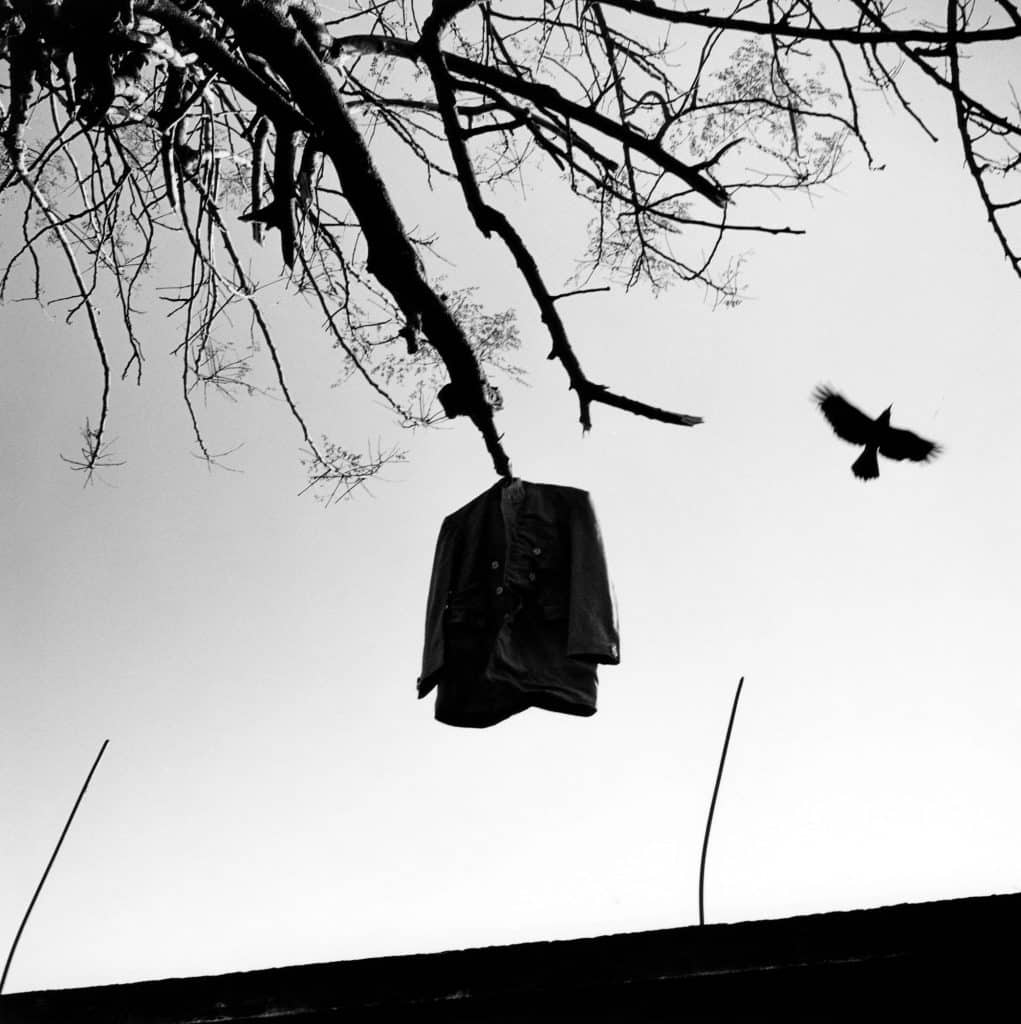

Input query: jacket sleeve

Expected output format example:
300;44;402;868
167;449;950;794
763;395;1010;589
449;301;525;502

566;491;620;665
417;514;457;698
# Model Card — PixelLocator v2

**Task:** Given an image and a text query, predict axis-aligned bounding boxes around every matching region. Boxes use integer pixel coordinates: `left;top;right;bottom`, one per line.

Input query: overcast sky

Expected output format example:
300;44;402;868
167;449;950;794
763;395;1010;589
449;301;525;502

3;36;1021;996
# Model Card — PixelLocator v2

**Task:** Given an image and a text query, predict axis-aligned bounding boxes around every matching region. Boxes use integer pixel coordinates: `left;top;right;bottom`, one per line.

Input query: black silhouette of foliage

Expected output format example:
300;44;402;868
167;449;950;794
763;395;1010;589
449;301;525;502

0;1;1018;496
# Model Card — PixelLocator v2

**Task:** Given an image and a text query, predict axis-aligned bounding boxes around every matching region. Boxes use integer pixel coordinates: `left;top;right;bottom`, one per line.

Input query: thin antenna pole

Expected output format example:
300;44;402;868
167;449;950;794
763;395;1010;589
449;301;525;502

0;739;110;996
699;678;744;927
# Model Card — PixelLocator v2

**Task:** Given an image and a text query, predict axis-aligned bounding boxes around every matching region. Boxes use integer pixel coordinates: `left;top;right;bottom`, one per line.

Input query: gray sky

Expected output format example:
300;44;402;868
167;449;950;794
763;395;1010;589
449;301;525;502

3;47;1021;995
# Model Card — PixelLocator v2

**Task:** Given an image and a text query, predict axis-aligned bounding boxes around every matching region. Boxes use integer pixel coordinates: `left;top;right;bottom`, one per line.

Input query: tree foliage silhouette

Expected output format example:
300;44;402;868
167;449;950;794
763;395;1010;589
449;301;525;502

1;0;1018;498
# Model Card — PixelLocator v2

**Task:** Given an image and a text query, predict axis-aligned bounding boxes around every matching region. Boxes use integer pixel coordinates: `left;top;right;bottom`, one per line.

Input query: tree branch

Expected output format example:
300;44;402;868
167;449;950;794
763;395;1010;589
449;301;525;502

333;34;730;207
202;0;512;475
420;0;703;431
596;0;1021;45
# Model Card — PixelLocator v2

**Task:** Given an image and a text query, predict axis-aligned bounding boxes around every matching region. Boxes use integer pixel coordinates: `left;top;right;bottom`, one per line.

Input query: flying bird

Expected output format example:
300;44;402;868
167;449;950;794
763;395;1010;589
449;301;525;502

813;385;942;481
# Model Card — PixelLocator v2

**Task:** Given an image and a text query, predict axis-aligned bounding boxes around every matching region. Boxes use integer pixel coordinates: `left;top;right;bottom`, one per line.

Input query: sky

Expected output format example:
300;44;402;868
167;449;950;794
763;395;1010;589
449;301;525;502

3;34;1021;996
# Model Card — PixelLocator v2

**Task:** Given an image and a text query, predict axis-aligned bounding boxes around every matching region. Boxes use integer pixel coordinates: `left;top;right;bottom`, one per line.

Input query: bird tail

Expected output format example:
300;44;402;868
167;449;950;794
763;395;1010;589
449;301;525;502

852;447;879;481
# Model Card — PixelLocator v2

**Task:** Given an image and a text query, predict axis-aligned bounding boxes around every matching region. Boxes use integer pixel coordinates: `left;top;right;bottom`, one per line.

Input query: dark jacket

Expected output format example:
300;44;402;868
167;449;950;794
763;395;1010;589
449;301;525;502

418;480;619;727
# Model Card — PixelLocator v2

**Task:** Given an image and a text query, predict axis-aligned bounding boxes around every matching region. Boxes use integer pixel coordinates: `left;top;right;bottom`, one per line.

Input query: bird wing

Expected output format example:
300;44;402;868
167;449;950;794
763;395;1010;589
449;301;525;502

879;426;942;463
813;386;875;445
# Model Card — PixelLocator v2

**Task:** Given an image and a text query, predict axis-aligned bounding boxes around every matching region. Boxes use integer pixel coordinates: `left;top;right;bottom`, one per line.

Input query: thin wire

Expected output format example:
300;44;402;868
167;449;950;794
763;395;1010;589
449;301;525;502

699;678;744;927
0;739;110;996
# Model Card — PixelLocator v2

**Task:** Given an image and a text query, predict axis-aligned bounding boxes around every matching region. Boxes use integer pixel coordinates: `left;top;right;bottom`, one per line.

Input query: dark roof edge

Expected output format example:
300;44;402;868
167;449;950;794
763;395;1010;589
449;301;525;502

3;891;1020;1021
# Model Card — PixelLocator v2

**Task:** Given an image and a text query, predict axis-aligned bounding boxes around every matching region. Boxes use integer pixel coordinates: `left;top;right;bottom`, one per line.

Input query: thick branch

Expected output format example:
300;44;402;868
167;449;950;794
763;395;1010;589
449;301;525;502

596;0;1021;45
420;0;703;431
332;34;729;207
200;0;511;476
139;0;311;131
946;0;1021;274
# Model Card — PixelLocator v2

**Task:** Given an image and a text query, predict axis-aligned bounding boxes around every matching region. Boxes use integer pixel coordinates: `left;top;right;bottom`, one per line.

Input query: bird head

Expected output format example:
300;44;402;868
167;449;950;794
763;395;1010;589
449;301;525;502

878;405;892;426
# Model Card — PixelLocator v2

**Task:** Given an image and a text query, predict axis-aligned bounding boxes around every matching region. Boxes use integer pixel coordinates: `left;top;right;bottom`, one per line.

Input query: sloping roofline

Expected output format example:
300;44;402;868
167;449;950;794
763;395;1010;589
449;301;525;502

3;891;1018;1021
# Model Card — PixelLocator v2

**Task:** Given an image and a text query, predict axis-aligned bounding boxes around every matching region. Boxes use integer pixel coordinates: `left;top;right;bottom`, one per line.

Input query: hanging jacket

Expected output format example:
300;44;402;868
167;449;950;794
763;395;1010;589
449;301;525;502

418;479;620;727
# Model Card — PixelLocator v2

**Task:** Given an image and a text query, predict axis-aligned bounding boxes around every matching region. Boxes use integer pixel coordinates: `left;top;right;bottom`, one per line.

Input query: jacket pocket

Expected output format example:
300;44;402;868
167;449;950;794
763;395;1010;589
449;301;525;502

517;514;563;569
446;584;486;628
536;597;568;621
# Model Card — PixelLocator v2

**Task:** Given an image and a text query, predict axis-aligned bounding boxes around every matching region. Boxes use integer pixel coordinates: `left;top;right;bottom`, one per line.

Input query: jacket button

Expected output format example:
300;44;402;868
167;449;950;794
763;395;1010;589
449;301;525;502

495;586;504;595
532;546;542;555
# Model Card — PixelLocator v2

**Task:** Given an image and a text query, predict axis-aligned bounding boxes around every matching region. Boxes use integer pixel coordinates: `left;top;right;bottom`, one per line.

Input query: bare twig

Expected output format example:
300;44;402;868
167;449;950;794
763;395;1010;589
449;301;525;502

699;677;745;927
0;740;110;997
